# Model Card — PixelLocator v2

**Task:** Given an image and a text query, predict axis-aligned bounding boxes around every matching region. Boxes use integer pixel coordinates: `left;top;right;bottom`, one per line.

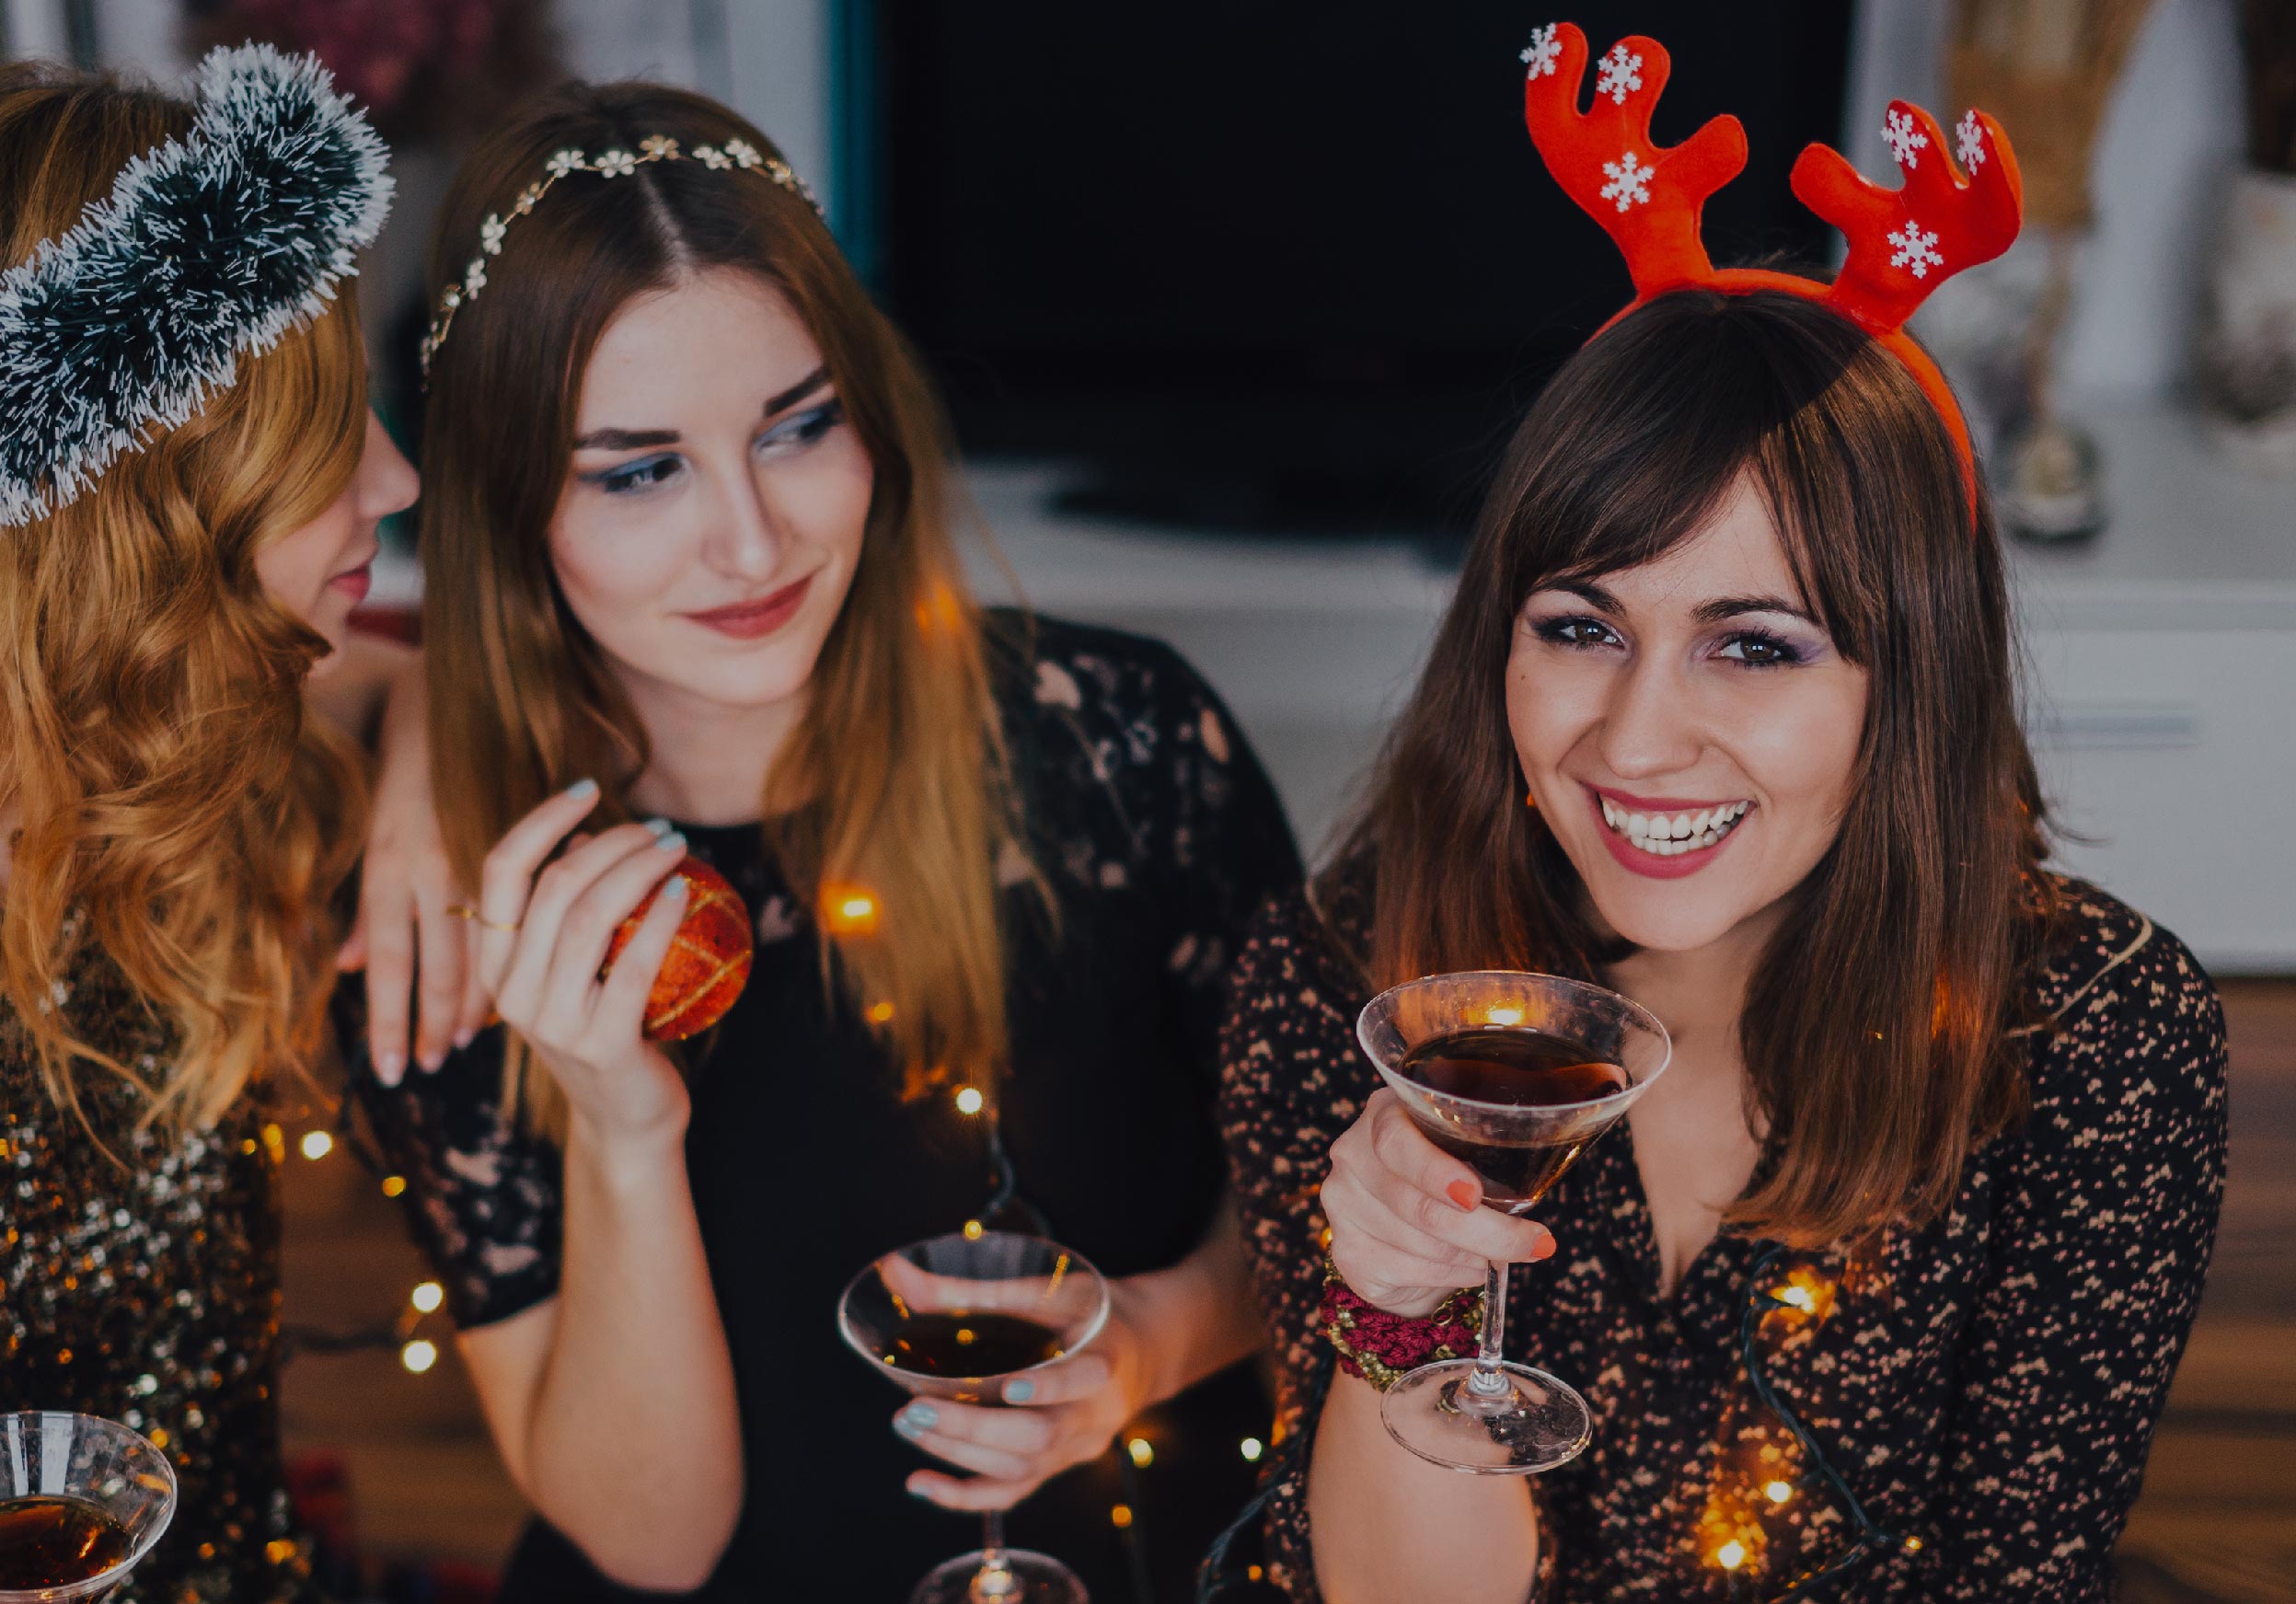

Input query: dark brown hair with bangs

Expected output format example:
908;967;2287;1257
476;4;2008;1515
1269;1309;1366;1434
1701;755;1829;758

1334;287;2056;1245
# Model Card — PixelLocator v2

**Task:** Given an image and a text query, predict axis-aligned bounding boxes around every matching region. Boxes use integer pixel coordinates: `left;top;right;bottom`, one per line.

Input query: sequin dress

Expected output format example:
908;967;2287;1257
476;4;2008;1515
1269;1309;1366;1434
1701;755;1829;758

1217;873;2228;1602
354;616;1304;1602
1;925;316;1604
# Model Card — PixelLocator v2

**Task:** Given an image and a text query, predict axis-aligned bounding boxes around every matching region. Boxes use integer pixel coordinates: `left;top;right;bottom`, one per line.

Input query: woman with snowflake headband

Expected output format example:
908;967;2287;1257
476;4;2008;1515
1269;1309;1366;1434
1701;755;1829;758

343;79;1302;1598
0;44;421;1604
1214;24;2224;1604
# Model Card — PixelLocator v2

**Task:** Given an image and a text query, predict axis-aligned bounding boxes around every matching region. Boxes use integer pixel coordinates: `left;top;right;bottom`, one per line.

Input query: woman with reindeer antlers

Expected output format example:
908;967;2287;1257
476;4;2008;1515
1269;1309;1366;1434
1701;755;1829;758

1214;23;2224;1604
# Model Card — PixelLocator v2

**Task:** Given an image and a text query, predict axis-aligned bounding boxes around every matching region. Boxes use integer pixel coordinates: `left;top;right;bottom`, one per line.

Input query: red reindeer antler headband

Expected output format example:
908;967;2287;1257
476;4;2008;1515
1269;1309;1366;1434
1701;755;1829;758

1519;22;2024;513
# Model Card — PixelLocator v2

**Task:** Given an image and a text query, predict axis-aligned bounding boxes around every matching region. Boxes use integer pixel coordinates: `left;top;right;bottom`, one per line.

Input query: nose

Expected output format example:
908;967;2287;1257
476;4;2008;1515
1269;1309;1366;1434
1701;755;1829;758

700;455;786;582
356;410;419;523
1596;650;1704;781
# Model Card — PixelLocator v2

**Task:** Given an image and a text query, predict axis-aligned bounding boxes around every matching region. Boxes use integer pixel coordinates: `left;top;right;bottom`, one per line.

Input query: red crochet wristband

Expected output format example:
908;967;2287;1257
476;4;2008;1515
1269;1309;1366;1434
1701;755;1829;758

1319;1258;1484;1391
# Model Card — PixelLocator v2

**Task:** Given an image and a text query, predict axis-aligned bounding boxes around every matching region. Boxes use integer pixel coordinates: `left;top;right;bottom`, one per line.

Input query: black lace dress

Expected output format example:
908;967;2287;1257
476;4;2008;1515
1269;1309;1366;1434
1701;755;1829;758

1217;874;2228;1602
353;616;1302;1602
2;922;317;1604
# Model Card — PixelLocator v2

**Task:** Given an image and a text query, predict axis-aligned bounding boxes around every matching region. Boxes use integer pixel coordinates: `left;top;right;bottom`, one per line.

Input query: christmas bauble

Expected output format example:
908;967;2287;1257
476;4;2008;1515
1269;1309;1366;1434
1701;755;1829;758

604;855;754;1041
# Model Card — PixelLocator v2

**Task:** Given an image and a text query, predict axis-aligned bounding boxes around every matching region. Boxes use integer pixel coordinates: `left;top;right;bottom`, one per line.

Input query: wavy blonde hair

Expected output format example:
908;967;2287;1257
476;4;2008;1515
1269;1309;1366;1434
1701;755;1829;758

421;82;1033;1138
0;63;370;1137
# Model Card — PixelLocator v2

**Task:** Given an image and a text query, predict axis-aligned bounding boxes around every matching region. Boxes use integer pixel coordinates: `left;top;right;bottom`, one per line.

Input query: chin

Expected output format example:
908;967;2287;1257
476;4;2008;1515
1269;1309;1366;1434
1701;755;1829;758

1559;845;1768;953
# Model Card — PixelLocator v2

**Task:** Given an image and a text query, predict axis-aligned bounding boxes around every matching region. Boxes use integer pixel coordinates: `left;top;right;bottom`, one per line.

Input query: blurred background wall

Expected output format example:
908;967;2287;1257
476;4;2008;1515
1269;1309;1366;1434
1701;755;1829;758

4;4;2290;1600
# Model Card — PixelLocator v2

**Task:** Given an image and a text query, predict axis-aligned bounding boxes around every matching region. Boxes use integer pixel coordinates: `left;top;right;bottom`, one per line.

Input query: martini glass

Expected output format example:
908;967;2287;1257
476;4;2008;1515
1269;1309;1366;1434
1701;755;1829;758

1357;971;1670;1473
0;1413;178;1602
839;1231;1111;1604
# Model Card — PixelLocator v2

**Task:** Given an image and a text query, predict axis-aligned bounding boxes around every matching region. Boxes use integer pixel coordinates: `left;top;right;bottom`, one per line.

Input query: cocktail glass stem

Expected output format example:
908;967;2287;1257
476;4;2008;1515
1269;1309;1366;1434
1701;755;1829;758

972;1511;1017;1601
1466;1260;1512;1399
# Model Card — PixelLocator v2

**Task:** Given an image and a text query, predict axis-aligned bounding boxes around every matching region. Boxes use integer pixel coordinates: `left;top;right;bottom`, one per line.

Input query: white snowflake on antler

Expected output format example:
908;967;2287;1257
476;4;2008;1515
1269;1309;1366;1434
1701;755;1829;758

1888;220;1944;278
1520;23;1562;78
1882;108;1929;168
1956;110;1987;169
1597;43;1643;104
1600;152;1653;213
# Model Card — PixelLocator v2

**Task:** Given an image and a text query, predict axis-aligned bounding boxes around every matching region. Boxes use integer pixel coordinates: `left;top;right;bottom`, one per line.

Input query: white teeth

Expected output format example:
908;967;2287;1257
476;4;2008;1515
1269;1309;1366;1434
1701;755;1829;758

1598;797;1752;854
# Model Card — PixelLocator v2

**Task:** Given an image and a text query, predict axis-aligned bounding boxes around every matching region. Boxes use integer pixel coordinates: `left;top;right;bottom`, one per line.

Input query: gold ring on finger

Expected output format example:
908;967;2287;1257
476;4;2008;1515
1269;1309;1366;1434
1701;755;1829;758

444;903;521;934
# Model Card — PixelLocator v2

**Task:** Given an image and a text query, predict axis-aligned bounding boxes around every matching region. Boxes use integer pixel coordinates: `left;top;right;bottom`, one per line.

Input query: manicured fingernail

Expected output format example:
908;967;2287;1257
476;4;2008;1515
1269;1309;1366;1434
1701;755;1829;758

1531;1230;1557;1261
663;874;690;902
454;1029;476;1049
1003;1379;1034;1403
906;1479;933;1500
894;1402;937;1436
1446;1180;1481;1210
376;1050;405;1081
643;817;674;837
654;831;686;854
420;1050;444;1072
564;778;599;800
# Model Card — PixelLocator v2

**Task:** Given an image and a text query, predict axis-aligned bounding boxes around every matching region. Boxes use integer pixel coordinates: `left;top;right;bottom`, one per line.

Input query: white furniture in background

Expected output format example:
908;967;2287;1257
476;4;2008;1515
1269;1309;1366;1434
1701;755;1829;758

966;398;2296;974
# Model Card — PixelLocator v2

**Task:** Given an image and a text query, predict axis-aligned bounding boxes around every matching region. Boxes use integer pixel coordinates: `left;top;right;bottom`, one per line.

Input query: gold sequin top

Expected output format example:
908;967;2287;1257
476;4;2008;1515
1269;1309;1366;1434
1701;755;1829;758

0;933;316;1603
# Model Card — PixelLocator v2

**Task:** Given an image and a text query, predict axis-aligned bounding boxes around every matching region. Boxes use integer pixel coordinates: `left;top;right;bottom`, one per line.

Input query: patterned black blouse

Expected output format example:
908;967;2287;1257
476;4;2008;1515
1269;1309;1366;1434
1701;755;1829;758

1;918;316;1604
353;616;1302;1603
1217;874;2227;1602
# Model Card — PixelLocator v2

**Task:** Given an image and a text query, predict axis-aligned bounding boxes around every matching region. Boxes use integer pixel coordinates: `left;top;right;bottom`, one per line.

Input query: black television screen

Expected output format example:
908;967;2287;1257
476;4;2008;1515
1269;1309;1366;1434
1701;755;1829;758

861;4;1854;535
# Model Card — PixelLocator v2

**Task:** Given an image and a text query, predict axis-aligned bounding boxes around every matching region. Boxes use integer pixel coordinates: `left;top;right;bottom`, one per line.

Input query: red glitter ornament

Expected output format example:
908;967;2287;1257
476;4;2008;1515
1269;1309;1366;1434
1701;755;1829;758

603;856;754;1041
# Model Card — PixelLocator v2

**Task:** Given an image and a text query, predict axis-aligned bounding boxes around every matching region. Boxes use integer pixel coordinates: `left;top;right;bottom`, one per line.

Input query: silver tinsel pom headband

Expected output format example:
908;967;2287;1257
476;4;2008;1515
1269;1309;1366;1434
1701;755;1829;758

0;43;393;528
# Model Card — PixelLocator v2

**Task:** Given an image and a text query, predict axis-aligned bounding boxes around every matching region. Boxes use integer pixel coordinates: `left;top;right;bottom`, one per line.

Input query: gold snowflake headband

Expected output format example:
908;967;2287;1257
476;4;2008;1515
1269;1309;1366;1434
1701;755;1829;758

419;133;823;378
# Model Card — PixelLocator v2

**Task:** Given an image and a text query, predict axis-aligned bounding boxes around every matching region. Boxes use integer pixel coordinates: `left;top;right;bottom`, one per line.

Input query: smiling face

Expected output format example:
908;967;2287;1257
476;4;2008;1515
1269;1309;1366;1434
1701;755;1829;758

1506;478;1870;953
253;410;419;675
547;267;874;721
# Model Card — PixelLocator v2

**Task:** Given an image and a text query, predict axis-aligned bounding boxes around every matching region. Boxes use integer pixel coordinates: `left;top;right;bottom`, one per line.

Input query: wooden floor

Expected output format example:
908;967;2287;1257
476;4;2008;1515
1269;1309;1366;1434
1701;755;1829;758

279;982;2296;1598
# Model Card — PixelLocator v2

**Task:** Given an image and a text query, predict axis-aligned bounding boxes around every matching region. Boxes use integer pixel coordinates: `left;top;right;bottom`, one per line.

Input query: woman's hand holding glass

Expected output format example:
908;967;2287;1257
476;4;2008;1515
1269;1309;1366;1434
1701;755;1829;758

1320;1089;1554;1319
895;1282;1156;1512
470;784;694;1148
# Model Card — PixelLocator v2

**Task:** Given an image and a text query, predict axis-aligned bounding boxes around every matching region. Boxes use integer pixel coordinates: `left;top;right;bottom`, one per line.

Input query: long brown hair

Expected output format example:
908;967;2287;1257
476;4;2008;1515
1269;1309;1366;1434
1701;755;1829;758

0;62;369;1135
1338;289;2054;1245
421;82;1024;1133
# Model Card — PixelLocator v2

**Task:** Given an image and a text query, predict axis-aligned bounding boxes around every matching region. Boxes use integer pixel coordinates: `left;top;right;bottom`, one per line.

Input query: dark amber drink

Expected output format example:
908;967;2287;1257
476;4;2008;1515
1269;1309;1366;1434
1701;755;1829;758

1397;1027;1630;1213
0;1494;132;1591
880;1310;1067;1378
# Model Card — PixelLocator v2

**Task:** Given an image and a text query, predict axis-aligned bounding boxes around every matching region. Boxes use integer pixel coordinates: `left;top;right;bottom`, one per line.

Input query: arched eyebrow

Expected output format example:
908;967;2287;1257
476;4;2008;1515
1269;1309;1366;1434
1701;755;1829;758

1692;594;1820;627
571;364;833;451
1540;580;1818;629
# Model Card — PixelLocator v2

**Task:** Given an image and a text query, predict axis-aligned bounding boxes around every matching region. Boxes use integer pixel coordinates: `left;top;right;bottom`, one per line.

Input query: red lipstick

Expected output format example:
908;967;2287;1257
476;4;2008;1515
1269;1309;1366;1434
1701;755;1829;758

1584;785;1751;882
683;573;813;640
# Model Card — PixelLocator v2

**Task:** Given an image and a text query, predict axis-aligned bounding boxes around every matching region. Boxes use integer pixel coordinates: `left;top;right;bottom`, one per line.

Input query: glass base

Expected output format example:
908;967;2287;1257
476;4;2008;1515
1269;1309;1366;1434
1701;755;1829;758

908;1548;1089;1604
1379;1356;1593;1474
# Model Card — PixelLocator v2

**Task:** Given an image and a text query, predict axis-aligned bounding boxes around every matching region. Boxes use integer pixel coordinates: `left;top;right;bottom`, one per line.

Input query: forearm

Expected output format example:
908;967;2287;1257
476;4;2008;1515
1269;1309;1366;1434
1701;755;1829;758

525;1121;742;1588
1308;1373;1539;1604
1118;1194;1264;1406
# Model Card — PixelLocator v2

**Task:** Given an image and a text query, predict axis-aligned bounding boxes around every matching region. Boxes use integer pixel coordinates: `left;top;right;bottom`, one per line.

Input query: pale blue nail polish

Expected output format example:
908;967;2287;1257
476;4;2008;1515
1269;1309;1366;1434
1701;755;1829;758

1004;1379;1034;1403
663;875;690;901
655;831;686;855
564;778;599;800
895;1402;937;1436
644;817;674;837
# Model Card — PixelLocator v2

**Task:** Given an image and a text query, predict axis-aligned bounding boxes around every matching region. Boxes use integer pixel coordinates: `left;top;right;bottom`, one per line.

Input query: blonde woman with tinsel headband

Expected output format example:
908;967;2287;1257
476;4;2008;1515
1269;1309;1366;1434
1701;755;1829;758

0;47;419;1604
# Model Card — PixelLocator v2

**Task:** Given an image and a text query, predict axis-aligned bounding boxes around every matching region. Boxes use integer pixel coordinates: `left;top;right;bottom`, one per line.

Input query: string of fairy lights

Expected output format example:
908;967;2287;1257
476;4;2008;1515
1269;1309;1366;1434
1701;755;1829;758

1194;1245;1917;1600
287;882;1274;1604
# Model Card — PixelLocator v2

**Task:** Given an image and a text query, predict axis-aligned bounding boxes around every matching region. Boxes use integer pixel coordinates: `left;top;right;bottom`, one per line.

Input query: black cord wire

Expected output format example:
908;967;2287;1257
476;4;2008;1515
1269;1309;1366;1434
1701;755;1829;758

1738;1241;1919;1600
